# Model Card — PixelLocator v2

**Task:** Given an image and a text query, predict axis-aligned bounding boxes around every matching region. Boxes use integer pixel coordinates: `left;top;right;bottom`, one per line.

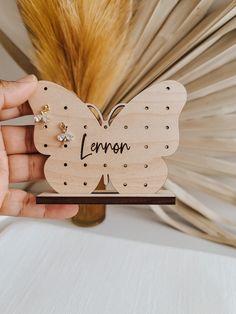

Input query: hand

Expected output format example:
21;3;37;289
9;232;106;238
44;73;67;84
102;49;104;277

0;75;79;218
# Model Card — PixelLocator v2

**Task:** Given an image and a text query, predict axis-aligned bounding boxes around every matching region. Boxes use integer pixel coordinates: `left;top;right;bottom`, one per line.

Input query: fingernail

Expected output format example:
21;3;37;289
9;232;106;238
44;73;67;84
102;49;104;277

17;74;37;83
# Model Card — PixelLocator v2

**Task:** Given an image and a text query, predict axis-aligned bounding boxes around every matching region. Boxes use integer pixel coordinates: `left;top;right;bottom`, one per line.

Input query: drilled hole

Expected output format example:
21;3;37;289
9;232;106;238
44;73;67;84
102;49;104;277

144;164;148;168
44;87;48;91
44;144;48;147
64;163;67;167
64;144;68;148
165;145;169;149
64;106;68;110
103;163;107;167
144;145;149;149
145;106;149;110
166;125;169;130
104;125;108;129
166;106;170;110
84;163;87;167
84;125;87;129
64;182;67;185
145;125;149;129
44;125;48;129
83;182;87;186
144;183;148;187
123;183;127;187
124;164;127;168
124;125;128;129
166;86;170;90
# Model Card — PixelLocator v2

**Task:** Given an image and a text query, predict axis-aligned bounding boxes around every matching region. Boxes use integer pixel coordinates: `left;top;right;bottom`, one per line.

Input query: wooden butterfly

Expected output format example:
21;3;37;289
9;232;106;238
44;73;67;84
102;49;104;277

28;80;187;194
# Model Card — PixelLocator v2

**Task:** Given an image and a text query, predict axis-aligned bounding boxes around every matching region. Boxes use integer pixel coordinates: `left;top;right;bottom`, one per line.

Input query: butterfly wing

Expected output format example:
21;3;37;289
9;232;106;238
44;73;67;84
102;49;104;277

108;80;187;193
28;81;103;194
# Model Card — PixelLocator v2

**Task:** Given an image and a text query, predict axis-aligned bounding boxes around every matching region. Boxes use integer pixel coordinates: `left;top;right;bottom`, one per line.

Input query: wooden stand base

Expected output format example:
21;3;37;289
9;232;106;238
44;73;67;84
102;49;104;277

36;190;175;205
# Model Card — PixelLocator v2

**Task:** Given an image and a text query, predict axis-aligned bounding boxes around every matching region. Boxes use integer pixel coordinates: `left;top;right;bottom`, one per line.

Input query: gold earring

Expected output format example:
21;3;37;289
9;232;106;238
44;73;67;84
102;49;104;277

57;122;73;144
34;104;50;127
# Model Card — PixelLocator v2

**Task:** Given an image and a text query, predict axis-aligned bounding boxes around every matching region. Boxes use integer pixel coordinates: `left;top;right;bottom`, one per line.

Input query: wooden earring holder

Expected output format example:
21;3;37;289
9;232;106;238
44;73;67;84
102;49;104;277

9;80;187;205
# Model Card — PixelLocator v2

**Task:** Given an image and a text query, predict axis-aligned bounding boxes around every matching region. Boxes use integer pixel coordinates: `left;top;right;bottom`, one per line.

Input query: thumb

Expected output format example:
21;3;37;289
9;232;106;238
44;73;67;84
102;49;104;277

0;75;38;110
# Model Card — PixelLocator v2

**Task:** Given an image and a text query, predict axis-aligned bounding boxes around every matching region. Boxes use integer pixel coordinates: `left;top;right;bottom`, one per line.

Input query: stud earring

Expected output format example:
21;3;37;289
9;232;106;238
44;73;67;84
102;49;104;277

34;104;50;127
57;122;73;144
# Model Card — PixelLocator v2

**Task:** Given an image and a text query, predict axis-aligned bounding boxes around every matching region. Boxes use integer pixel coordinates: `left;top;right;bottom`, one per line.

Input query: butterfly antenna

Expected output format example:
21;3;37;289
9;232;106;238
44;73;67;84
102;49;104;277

107;104;125;125
87;104;104;125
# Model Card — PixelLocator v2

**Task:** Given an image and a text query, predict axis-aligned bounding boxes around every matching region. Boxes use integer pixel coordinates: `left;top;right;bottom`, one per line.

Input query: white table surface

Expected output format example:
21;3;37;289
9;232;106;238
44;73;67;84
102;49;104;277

0;203;236;258
1;220;236;314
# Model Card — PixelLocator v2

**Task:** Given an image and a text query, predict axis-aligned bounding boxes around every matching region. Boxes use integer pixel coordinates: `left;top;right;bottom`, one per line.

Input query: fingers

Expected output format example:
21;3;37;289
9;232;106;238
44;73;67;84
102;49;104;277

0;75;38;110
1;126;37;154
0;189;79;219
0;102;32;121
9;154;46;183
0;149;8;192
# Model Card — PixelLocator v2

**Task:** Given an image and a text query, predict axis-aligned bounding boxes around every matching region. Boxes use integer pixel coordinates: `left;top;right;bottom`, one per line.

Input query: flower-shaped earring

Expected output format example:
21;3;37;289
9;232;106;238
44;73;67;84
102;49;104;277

57;122;73;145
34;104;50;128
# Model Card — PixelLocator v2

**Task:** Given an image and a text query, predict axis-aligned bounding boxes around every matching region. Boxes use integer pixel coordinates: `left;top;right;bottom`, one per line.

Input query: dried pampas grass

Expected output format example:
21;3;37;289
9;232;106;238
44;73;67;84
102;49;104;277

17;0;236;247
18;0;133;108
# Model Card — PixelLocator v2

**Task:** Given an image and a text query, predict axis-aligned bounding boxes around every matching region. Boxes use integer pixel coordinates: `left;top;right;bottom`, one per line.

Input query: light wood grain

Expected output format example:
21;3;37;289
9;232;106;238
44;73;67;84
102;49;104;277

28;80;186;194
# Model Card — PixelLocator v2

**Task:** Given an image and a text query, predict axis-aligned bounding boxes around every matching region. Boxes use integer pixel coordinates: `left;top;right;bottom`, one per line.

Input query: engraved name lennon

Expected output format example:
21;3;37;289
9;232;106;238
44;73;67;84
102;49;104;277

80;133;131;160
